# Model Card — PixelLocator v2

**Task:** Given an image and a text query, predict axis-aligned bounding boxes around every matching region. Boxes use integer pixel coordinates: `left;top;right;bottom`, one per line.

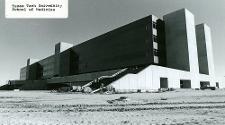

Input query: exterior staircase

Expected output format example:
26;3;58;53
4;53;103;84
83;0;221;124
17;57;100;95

81;66;147;93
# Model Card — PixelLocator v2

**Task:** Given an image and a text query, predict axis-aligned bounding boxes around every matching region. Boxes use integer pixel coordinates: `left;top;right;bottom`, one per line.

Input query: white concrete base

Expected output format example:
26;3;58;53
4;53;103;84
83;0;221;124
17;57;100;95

111;65;218;92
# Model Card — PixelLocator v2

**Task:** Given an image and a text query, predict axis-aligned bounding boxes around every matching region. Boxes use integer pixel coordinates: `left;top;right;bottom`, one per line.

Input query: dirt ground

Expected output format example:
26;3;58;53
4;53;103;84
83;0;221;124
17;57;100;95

0;89;225;125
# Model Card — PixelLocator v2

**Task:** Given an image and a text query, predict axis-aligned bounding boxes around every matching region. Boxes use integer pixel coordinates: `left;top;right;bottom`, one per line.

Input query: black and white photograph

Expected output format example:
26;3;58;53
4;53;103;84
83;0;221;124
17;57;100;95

0;0;225;124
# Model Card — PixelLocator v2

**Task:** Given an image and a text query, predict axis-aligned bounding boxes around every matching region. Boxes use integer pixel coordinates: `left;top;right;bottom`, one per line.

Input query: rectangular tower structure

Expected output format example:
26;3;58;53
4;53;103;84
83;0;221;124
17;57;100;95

163;9;199;74
196;24;215;76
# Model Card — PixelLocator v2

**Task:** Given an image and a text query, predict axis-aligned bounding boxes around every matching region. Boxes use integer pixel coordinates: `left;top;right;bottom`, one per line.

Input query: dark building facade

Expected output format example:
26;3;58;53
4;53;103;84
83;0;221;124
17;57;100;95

2;9;217;91
20;15;166;81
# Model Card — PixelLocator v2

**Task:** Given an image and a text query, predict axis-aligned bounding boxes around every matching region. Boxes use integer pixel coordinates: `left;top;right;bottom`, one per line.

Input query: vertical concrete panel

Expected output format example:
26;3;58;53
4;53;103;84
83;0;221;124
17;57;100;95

204;24;216;86
25;58;40;80
54;42;73;76
216;77;225;88
164;9;200;89
152;67;160;89
163;9;190;71
131;74;138;90
130;75;135;89
163;9;199;75
137;68;147;89
114;79;121;89
184;10;200;88
167;69;177;88
184;9;199;74
172;71;179;88
196;24;209;75
126;75;131;90
196;24;215;86
54;43;61;76
60;42;74;52
20;67;27;80
145;67;153;89
111;74;134;90
39;55;55;79
204;25;215;77
120;76;128;90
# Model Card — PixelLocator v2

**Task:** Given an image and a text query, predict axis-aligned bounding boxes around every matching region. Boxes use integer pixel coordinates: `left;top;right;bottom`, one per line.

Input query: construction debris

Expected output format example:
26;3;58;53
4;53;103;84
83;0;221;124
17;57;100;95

107;96;129;104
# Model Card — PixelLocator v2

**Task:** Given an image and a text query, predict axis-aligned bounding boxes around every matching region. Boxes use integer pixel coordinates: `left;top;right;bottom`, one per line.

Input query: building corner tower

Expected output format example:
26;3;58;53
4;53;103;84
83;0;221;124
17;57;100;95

196;24;215;86
163;8;200;87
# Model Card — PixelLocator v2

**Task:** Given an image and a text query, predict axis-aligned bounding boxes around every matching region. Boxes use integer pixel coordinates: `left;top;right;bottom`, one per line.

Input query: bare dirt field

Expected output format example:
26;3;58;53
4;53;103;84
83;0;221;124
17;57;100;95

0;89;225;125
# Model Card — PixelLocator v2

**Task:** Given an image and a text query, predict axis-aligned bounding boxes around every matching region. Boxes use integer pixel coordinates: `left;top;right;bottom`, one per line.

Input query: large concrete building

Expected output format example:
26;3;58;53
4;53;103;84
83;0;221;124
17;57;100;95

1;8;222;91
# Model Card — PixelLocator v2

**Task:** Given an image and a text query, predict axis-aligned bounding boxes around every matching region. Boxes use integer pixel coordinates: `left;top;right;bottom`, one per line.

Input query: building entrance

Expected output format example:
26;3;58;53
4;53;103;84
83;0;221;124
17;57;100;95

180;80;191;88
160;78;168;88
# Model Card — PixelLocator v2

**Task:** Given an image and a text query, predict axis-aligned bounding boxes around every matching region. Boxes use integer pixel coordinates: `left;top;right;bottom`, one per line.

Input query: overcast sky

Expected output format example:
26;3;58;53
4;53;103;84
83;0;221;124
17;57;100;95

0;0;225;85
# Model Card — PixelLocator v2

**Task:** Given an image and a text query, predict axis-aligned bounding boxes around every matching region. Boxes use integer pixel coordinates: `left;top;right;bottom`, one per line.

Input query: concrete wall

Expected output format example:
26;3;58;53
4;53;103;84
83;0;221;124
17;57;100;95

59;49;79;76
54;42;73;76
20;55;55;80
184;9;199;75
163;9;190;71
196;24;210;75
196;24;215;86
215;76;225;88
20;42;73;80
25;58;39;80
70;16;155;74
163;9;199;74
20;67;27;80
27;63;43;80
111;65;216;92
204;25;215;77
38;55;55;79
